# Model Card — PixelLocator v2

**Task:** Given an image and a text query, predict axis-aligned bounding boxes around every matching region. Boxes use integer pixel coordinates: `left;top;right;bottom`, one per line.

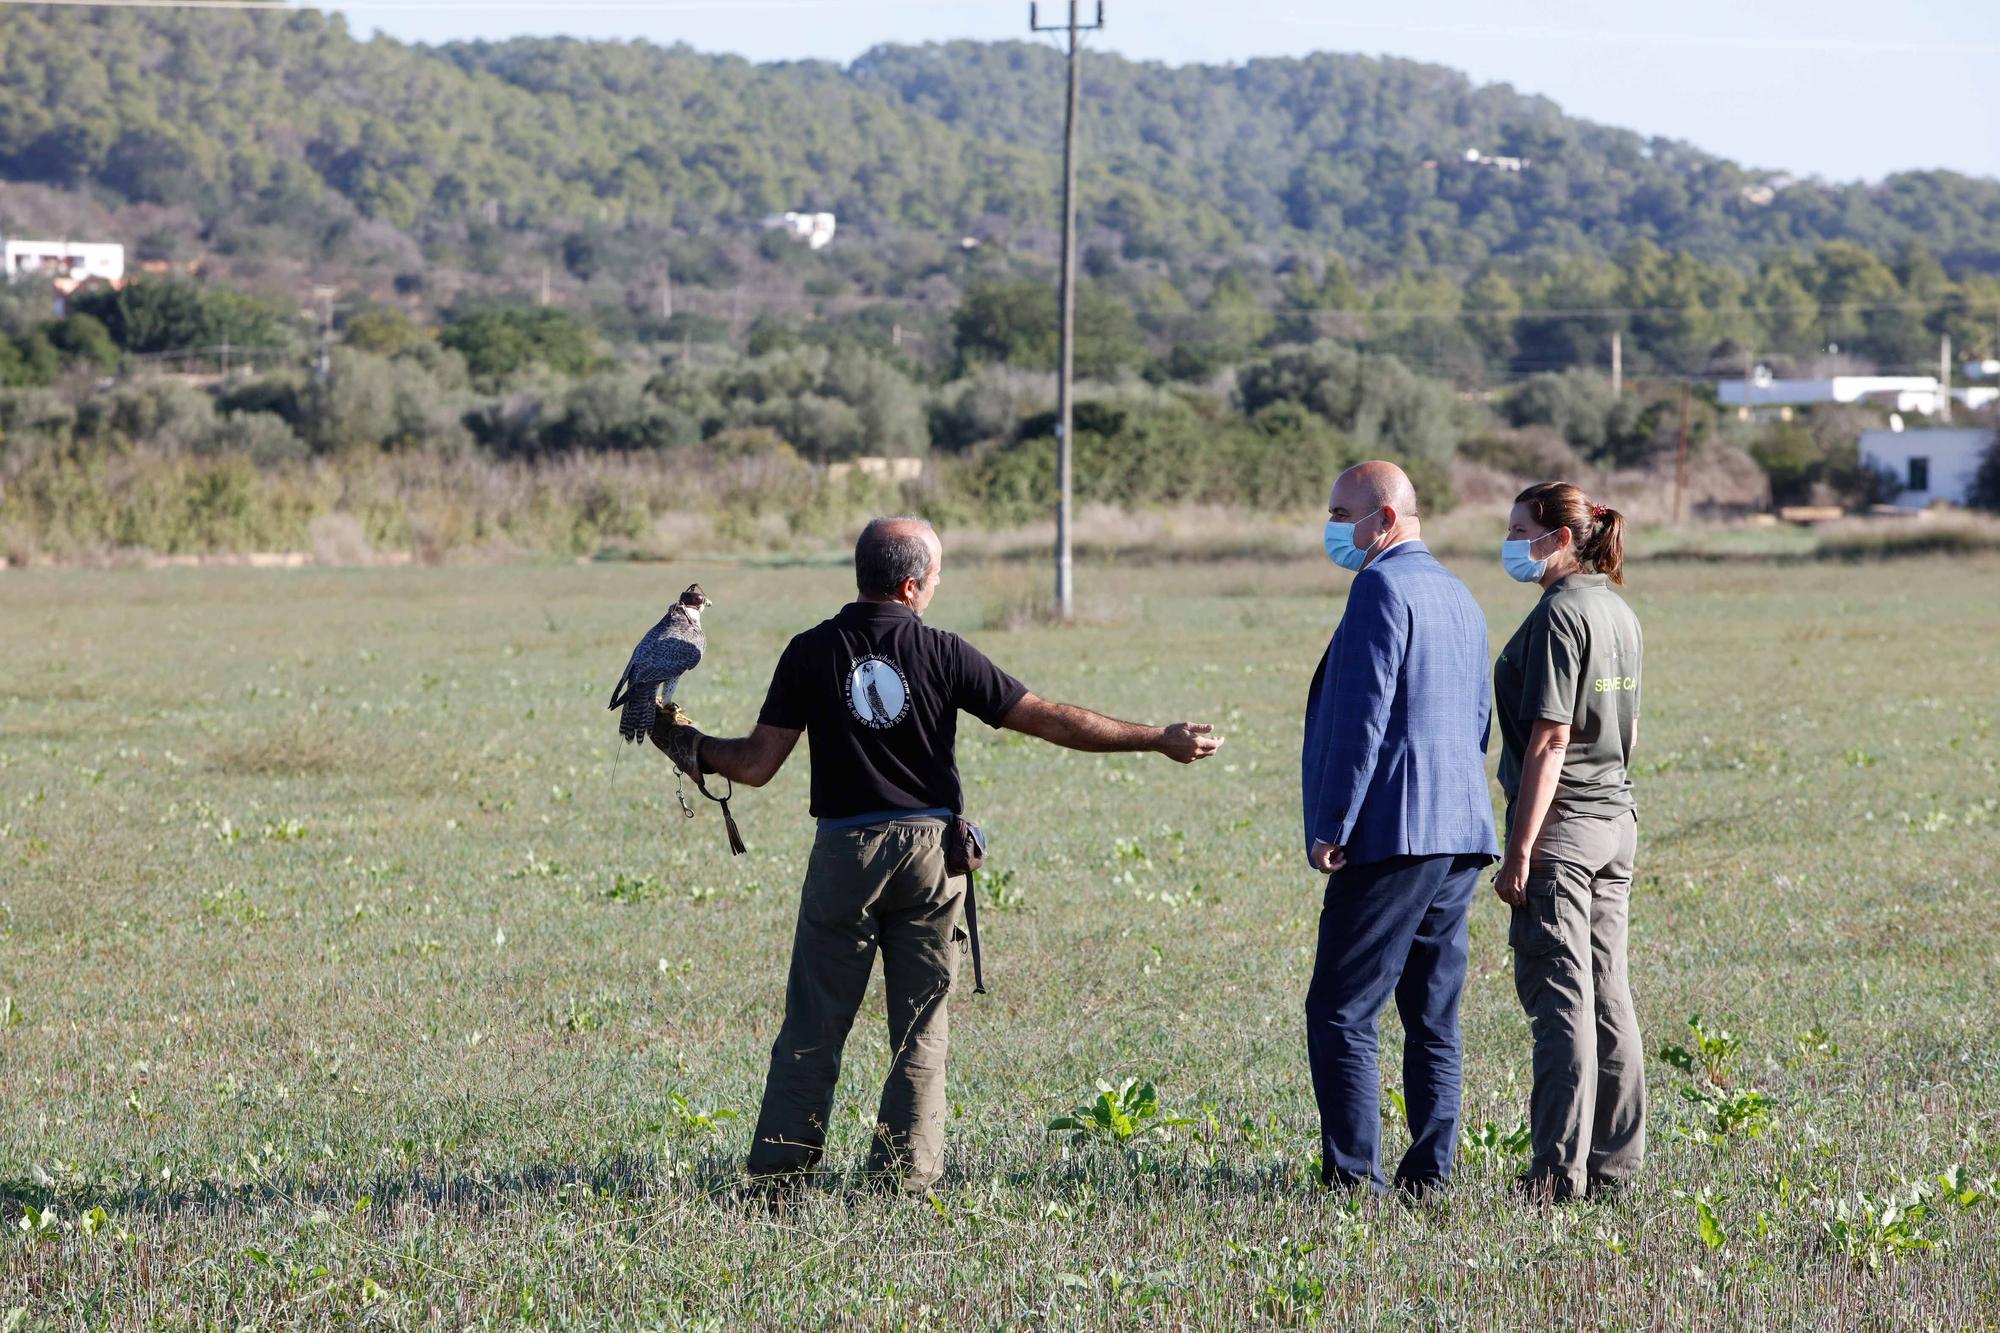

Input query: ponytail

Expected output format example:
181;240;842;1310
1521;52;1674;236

1582;504;1625;586
1515;483;1627;586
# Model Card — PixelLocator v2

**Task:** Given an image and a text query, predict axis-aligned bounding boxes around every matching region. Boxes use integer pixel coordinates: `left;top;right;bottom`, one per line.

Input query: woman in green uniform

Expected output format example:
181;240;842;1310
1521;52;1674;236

1492;481;1645;1203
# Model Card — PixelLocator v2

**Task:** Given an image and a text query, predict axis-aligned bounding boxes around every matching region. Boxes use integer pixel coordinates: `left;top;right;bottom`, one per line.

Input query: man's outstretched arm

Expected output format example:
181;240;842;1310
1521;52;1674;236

651;718;801;788
999;693;1222;764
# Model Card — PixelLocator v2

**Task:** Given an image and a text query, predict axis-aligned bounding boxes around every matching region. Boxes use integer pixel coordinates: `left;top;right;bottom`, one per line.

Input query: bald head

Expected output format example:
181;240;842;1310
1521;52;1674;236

1331;461;1419;519
1326;460;1422;569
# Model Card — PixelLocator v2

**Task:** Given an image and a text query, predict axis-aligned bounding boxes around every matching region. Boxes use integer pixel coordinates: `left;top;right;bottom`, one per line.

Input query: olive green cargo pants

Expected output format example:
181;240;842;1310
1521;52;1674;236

746;818;963;1189
1509;807;1646;1198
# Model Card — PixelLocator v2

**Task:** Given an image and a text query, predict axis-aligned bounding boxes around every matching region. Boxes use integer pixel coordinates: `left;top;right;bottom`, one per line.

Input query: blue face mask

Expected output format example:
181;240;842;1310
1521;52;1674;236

1323;509;1384;571
1502;532;1555;583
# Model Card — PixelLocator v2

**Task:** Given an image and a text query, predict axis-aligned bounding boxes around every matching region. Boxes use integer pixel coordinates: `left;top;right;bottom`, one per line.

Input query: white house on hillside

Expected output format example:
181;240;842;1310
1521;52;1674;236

1718;370;1997;418
760;212;837;250
3;238;125;288
1859;427;1993;508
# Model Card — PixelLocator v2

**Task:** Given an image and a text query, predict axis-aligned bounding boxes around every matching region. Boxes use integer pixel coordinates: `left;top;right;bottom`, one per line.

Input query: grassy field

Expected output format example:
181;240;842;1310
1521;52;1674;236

1;551;1996;1328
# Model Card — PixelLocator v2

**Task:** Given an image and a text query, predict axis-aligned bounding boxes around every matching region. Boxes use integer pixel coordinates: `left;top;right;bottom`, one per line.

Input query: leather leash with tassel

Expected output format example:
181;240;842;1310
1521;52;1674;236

656;706;747;857
690;769;746;856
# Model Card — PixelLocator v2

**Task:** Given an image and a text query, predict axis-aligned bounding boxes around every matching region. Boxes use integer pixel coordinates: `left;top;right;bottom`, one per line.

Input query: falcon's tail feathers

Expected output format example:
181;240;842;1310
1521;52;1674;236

619;691;656;744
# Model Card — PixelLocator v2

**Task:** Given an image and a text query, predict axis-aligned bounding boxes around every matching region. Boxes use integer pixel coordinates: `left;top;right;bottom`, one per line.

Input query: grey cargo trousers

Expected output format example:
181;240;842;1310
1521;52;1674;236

746;818;963;1189
1509;807;1646;1197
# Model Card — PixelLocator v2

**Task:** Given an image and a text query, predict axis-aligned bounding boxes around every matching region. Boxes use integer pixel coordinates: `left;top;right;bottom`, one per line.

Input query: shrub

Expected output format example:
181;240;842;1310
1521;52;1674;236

952;393;1372;525
1461;427;1583;481
218;373;306;425
0;331;60;387
45;314;119;371
1501;370;1682;467
441;304;601;381
1743;412;1887;508
1238;342;1456;464
952;280;1146;380
199;411;309;465
928;365;1049;452
299;348;472;454
77;380;216;454
343;306;430;356
73;279;289;359
1968;433;2000;511
666;346;927;461
541;371;699;453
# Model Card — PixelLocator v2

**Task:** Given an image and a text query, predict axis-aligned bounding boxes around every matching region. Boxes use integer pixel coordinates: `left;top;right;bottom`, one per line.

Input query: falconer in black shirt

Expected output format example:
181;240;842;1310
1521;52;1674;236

655;516;1224;1192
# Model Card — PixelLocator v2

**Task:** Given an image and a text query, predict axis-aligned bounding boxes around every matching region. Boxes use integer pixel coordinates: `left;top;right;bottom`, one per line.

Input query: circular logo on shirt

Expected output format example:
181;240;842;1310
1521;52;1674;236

845;655;911;730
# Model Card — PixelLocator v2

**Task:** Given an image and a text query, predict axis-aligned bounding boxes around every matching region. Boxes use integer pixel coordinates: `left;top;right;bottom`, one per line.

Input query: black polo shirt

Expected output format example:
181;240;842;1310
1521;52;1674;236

757;601;1029;820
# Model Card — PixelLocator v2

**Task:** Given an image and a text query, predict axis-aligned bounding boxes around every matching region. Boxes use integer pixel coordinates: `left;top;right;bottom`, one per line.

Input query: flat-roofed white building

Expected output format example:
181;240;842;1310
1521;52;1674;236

759;212;837;250
1719;370;1997;418
2;238;125;287
1860;427;1994;508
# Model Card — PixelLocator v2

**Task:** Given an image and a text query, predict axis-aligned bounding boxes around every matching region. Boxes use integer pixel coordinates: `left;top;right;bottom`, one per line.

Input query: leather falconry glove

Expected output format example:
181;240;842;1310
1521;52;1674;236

656;721;709;781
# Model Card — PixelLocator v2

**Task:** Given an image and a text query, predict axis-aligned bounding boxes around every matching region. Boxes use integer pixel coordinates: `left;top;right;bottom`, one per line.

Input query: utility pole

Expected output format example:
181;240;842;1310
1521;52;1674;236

312;285;337;384
1939;332;1952;424
1032;0;1103;621
1673;382;1690;526
539;263;551;307
1610;330;1622;397
661;256;674;321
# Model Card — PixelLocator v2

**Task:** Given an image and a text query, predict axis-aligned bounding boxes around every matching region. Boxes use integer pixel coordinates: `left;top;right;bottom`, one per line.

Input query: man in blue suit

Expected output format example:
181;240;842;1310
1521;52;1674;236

1302;460;1500;1194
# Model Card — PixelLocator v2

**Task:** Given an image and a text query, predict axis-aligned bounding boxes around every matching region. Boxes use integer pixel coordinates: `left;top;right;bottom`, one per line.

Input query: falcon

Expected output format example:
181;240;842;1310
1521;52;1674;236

609;584;711;743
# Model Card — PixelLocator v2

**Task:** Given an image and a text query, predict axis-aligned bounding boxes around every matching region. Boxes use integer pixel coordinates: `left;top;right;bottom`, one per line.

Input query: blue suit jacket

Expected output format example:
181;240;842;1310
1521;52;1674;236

1302;542;1500;865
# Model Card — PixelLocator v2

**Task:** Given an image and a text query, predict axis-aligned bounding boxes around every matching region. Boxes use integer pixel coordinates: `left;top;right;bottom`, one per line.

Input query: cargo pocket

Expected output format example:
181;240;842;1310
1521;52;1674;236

1509;885;1568;958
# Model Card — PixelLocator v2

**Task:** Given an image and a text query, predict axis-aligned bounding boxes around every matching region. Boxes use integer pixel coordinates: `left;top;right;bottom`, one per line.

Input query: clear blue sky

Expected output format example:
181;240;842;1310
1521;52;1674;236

323;0;1998;181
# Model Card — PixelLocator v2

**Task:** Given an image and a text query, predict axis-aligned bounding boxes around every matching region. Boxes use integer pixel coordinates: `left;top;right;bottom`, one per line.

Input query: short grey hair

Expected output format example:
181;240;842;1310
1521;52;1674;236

855;516;936;598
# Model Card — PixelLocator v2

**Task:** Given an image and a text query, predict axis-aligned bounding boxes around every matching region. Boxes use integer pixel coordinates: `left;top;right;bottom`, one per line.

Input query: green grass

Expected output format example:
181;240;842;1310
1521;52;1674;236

1;555;1996;1327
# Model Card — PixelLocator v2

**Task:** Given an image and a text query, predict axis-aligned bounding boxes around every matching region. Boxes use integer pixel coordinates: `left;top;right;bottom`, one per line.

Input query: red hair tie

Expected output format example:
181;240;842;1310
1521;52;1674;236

1591;505;1609;520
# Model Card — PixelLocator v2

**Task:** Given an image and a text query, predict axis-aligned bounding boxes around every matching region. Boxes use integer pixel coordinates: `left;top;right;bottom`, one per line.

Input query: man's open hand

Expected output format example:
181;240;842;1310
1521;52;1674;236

1158;722;1223;764
1308;840;1347;875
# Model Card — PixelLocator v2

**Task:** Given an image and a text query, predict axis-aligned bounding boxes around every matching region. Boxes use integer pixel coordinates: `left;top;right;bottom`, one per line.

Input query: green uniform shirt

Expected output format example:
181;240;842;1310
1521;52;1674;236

1494;573;1643;818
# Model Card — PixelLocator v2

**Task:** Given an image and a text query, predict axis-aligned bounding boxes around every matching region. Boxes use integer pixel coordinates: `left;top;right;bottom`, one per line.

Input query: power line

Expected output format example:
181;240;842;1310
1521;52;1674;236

10;0;1989;51
0;0;289;8
1287;16;2000;60
1216;298;2000;320
0;0;976;8
685;282;1998;322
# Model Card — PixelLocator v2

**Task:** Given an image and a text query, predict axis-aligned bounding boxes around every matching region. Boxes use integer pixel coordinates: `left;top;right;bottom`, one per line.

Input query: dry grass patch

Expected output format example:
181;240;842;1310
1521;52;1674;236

205;727;354;778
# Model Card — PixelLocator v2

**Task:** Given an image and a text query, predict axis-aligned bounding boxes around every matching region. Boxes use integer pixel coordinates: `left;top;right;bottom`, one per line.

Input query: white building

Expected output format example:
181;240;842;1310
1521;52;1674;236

3;238;125;287
1859;427;1993;508
760;211;837;251
1718;370;1998;417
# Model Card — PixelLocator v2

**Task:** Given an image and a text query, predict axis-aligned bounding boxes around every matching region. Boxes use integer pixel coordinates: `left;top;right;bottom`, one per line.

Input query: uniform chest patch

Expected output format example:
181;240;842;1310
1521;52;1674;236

846;655;911;730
